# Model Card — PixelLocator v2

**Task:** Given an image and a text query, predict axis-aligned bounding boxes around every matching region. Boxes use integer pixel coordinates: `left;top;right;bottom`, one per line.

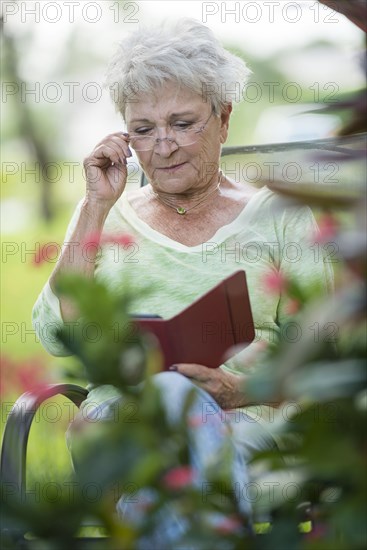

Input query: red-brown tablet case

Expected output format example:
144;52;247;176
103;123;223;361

134;270;255;370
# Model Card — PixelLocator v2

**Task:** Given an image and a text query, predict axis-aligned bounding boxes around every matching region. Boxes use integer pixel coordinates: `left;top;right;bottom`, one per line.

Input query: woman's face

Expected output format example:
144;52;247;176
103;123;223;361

125;82;231;194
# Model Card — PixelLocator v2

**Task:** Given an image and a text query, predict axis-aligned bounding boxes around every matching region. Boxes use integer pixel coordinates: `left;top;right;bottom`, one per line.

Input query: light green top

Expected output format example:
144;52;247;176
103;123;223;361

32;185;334;427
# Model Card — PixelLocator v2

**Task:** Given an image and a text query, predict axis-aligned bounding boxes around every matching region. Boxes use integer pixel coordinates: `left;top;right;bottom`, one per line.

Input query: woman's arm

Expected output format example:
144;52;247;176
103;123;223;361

49;132;131;322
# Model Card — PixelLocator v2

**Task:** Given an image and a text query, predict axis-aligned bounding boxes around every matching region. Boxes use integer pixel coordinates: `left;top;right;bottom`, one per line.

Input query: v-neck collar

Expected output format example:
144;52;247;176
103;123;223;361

119;185;270;252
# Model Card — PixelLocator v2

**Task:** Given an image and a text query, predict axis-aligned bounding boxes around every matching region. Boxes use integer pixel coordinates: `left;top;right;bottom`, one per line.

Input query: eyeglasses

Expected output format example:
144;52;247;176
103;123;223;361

128;111;214;152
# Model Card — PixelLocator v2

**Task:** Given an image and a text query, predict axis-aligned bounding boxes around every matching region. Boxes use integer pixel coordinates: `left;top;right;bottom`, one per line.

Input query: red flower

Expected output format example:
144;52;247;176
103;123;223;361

31;234;135;266
284;298;300;315
81;231;101;247
188;414;203;428
17;362;50;394
32;241;61;266
32;243;60;267
32;248;44;266
314;213;339;244
0;354;50;397
262;270;288;293
213;515;243;534
162;466;195;490
106;233;135;247
82;232;135;247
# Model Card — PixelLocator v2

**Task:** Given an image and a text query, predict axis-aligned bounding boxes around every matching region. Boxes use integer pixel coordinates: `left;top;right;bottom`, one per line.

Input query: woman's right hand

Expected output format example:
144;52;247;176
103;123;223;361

83;132;132;208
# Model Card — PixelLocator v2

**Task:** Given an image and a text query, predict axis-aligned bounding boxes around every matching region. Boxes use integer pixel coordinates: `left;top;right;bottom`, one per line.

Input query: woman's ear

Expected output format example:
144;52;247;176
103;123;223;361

220;103;233;144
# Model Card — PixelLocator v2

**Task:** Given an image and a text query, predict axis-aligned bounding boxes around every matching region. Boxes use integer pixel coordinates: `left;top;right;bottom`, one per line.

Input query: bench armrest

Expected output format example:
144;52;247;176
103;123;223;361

0;383;88;501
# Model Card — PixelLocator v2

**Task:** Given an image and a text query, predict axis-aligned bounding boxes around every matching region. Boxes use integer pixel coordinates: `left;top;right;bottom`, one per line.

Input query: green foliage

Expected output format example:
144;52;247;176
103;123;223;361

3;184;365;548
2;273;251;549
2;2;366;544
55;274;159;388
245;182;367;548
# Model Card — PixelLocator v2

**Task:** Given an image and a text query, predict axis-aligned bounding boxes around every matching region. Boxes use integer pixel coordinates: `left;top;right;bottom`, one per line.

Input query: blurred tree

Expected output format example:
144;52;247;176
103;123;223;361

1;3;54;221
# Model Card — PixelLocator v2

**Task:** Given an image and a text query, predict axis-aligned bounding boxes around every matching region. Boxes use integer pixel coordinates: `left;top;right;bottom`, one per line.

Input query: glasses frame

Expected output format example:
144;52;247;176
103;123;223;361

128;110;215;152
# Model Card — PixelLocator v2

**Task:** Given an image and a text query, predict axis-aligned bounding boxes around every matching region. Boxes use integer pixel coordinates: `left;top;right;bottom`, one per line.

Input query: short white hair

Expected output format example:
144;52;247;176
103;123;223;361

104;18;251;119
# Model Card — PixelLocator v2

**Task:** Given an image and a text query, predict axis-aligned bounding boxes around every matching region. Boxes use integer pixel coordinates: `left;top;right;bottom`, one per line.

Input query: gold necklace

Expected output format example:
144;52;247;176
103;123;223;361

150;171;223;215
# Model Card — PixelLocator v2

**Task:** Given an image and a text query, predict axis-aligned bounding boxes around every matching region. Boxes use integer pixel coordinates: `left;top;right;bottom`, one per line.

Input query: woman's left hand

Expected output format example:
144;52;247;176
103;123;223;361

170;364;248;409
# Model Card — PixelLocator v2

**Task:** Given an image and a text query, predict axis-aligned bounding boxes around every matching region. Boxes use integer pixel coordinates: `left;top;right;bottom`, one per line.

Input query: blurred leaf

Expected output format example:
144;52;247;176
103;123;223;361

319;0;367;33
266;179;363;208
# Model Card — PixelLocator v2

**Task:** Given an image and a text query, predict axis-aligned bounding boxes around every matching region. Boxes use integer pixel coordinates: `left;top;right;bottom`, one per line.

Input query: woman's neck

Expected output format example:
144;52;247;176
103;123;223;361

149;171;223;215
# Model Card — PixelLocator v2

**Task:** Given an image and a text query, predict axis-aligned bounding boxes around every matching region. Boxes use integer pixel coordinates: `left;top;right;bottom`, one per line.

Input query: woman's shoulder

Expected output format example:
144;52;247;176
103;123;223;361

235;184;275;216
243;184;313;220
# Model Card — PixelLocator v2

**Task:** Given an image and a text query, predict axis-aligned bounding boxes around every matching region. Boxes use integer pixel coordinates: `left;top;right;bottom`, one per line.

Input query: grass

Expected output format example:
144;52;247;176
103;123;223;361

2;206;75;358
1;187;88;495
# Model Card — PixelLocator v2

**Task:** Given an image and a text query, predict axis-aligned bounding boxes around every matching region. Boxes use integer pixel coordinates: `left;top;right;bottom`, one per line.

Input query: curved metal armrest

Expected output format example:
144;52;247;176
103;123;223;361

0;383;89;501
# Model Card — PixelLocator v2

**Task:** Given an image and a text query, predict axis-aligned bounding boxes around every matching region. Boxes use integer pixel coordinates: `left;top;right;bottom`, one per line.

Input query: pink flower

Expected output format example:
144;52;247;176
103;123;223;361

106;233;135;247
262;270;288;294
0;354;50;396
284;298;300;315
81;231;101;247
162;466;195;490
17;364;48;393
32;249;44;266
213;515;243;534
82;232;135;248
314;213;339;244
32;243;57;266
27;241;61;267
188;414;203;428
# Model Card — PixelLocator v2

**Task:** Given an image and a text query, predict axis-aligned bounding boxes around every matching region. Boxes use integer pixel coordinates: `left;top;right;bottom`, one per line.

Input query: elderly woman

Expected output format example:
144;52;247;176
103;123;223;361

33;18;333;538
